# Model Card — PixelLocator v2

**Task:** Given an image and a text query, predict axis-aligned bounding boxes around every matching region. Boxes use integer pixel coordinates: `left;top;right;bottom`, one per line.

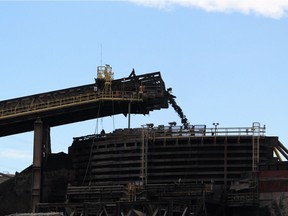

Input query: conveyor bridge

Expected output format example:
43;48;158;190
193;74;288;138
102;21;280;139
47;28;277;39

0;71;168;137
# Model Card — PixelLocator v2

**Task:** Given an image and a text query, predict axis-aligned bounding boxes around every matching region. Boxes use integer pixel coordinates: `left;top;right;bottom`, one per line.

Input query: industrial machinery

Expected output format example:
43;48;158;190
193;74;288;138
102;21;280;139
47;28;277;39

1;67;288;216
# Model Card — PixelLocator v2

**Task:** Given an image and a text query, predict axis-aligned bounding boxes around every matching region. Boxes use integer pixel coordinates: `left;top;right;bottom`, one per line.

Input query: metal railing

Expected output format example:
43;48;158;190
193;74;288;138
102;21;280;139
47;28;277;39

0;90;142;119
74;124;266;144
146;123;266;138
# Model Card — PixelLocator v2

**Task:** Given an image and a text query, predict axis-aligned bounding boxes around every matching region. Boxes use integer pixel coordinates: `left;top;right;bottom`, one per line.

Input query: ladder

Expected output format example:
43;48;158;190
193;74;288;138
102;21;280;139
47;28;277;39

252;122;260;172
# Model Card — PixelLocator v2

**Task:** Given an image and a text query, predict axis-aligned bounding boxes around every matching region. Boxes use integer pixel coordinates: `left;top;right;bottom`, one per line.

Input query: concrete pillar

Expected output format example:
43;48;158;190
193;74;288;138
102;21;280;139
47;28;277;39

31;118;43;212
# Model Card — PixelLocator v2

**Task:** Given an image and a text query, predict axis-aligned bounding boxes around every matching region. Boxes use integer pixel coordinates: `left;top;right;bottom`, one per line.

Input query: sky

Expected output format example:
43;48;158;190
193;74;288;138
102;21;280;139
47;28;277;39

0;0;288;173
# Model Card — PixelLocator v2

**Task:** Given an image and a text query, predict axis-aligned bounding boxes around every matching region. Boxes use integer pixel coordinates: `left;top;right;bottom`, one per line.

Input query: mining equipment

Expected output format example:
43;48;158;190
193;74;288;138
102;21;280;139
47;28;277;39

1;66;288;216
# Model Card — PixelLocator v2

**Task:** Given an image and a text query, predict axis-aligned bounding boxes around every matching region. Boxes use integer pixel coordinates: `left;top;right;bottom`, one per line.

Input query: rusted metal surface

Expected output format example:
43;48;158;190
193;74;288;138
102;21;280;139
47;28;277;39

258;170;288;193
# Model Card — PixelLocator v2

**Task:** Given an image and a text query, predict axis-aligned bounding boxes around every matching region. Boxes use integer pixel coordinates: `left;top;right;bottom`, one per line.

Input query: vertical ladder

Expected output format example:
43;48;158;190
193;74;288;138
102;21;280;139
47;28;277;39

252;122;261;205
252;122;260;172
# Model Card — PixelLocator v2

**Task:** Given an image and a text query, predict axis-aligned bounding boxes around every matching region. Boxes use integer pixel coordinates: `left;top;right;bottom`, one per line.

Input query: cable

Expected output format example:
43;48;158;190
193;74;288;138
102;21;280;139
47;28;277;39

82;100;102;185
101;117;103;131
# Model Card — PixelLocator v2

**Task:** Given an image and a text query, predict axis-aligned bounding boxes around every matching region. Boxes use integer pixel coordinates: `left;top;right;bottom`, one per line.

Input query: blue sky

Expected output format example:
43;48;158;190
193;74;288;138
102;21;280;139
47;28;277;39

1;1;288;173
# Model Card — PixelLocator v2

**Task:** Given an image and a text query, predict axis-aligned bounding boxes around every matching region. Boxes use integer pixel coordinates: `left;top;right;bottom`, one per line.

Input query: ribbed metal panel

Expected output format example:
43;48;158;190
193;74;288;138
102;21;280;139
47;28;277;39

69;127;275;186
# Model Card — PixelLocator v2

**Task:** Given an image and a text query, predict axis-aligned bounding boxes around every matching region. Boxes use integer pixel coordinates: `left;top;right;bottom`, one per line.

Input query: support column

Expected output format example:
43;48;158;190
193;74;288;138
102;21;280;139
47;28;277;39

31;118;43;213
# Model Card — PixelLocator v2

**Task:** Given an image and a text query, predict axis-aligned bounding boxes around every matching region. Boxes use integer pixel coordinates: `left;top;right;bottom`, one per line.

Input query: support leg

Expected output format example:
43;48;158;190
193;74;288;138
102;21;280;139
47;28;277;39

31;118;43;212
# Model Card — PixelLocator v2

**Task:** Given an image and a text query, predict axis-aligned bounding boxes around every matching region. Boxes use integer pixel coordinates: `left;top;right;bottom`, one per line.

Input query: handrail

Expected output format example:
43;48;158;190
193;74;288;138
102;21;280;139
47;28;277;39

126;126;265;138
73;124;266;143
0;90;142;119
148;125;266;138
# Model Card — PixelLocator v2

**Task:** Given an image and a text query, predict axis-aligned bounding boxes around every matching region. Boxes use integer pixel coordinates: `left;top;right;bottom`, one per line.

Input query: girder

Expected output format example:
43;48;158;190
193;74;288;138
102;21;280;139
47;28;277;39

0;71;168;137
